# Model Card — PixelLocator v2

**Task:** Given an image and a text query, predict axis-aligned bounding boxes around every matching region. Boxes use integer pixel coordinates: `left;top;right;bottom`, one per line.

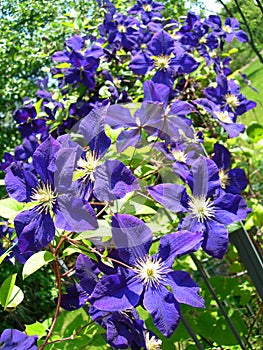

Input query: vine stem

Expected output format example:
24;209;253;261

39;238;66;350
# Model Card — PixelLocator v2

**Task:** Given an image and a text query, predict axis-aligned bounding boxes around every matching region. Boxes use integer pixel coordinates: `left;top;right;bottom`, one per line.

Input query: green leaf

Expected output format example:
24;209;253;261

25;321;47;339
22;251;55;279
55;62;71;69
0;198;24;220
246;122;263;143
62;246;83;257
0;273;17;310
0;251;11;265
6;285;24;308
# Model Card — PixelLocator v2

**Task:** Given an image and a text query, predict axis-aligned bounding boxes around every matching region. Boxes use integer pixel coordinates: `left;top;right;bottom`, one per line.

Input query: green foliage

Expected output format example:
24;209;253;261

0;273;24;310
220;0;263;71
22;251;55;279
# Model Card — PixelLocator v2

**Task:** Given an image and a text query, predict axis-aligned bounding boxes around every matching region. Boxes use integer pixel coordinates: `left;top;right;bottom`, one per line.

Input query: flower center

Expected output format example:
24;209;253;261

134;256;169;288
219;169;229;189
188;195;215;222
171;149;187;163
222;25;232;33
145;332;162;350
225;93;240;108
31;182;57;214
153;55;171;70
2;236;12;250
73;152;98;182
117;24;127;33
215;111;233;124
199;36;207;44
142;4;152;12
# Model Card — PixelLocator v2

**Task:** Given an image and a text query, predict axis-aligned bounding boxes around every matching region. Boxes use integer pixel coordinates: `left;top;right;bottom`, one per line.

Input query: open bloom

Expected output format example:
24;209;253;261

147;156;249;258
129;30;199;87
90;214;204;337
212;143;248;194
5;136;98;253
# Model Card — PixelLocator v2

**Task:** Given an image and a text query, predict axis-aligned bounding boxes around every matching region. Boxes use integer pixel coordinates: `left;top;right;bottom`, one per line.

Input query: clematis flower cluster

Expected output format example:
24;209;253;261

0;1;256;348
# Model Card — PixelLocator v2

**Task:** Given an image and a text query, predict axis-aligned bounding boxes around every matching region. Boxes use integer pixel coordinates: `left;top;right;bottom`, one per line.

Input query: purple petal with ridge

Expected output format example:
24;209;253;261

129;52;153;75
147;184;188;213
5;162;38;202
90;268;142;311
143;285;180;337
203;220;228;259
214;193;249;225
116;128;142;153
33;136;61;184
0;329;38;350
158;230;203;267
111;213;152;265
56;194;98;232
93;159;139;201
187;156;220;197
168;270;204;307
15;208;55;253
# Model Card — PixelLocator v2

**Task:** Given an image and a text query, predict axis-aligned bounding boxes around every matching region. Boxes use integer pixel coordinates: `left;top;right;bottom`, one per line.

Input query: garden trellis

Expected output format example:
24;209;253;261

0;0;262;349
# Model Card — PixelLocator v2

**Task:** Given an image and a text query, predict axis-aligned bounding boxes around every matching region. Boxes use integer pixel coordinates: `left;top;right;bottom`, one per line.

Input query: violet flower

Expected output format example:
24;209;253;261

90;214;204;337
5;136;98;253
206;16;248;43
212;143;248;194
129;30;199;87
0;329;38;350
203;74;257;116
195;98;245;138
147;156;249;258
128;0;164;24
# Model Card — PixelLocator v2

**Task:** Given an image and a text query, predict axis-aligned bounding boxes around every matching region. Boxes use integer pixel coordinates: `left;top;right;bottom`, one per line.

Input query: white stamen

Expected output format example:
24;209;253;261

145;332;162;350
225;93;240;108
74;152;98;182
134;256;170;288
219;169;229;189
171;149;187;163
31;182;57;214
153;55;171;70
215;111;233;124
188;195;215;222
117;24;127;33
222;25;232;33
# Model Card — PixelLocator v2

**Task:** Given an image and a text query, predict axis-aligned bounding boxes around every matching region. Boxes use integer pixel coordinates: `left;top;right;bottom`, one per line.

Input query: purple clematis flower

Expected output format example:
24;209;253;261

90;213;204;337
68;107;140;201
0;329;38;350
147;156;249;258
195;98;245;138
105;83;195;148
205;16;248;43
13;98;49;140
52;39;103;89
203;74;257;116
60;254;149;349
212;143;248;194
129;30;199;87
5;136;98;253
128;0;164;24
179;12;219;56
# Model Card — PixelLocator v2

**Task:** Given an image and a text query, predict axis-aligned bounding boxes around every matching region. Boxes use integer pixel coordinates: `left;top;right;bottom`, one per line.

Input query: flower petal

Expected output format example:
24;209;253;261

90;268;142;311
15;208;55;253
93;159;139;201
158;230;203;267
143;285;180;337
147;183;188;213
111;213;152;265
167;270;204;307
